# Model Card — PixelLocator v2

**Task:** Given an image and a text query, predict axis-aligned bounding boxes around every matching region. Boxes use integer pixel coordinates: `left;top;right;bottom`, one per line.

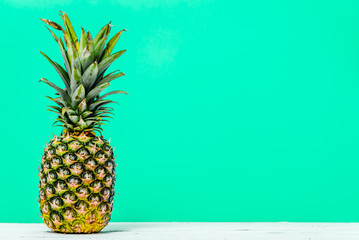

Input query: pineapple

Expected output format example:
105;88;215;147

38;11;127;233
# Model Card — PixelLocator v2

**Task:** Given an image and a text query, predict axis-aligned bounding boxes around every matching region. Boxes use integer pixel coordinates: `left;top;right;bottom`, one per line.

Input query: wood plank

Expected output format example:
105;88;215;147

0;222;357;240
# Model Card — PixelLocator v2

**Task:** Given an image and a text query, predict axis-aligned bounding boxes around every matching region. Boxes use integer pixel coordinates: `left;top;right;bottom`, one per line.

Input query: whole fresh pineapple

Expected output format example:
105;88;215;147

38;11;127;233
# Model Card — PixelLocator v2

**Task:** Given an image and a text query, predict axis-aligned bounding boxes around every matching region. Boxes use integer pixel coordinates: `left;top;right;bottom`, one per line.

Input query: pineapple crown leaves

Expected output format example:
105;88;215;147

40;11;128;133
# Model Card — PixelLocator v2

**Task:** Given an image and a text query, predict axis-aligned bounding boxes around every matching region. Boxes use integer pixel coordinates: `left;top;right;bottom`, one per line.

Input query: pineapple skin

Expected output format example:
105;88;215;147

39;132;115;233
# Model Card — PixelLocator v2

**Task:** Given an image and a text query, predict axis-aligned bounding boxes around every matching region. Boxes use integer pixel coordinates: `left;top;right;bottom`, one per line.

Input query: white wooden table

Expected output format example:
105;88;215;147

0;222;358;240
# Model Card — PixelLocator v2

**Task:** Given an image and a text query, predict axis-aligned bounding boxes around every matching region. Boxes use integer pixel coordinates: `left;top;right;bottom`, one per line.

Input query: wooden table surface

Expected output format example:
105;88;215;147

0;222;358;240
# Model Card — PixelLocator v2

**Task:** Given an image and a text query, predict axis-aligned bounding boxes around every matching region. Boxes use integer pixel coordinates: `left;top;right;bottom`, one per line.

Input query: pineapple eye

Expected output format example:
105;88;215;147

50;196;64;207
69;153;77;160
103;144;111;151
41;175;47;184
87;141;97;147
102;212;110;221
57;167;71;176
84;158;97;166
104;160;113;167
50;210;63;221
104;160;114;173
42;202;51;213
51;156;62;165
67;176;82;185
45;184;55;194
75;200;89;210
76;186;90;195
88;193;102;202
100;187;111;196
95;151;105;158
48;147;56;155
77;147;90;156
44;201;51;208
103;174;112;183
54;180;68;190
39;188;46;197
43;160;52;169
70;162;84;170
95;166;107;174
69;140;81;149
63;152;77;161
97;202;109;212
48;170;58;180
80;171;95;180
57;143;68;151
62;191;77;201
90;180;103;189
62;207;77;217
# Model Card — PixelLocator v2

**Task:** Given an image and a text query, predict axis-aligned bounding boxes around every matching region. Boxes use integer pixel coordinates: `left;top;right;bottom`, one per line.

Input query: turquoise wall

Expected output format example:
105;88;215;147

1;0;359;222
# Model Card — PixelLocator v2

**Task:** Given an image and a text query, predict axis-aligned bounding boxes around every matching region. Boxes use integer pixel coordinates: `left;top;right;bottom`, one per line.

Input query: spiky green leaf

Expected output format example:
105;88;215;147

40;78;71;103
86;83;110;102
40;52;70;92
44;27;72;75
82;61;98;90
77;99;87;113
98;106;115;112
70;65;81;92
93;23;111;46
48;105;62;112
72;84;85;105
78;118;88;128
79;27;87;55
47;109;63;118
46;96;66;107
65;36;81;71
94;36;107;61
81;111;92;118
96;72;124;86
102;29;125;60
97;90;128;102
79;47;92;71
85;120;97;126
61;107;75;116
80;33;95;71
87;31;94;52
59;11;79;50
98;50;126;74
40;18;63;31
69;115;80;124
89;100;116;111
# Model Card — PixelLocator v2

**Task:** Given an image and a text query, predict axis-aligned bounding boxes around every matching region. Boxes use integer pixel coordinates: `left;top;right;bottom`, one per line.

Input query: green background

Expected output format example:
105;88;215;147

0;0;359;223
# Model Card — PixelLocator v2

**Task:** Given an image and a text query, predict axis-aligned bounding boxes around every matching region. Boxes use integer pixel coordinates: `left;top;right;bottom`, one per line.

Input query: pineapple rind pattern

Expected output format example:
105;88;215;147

39;132;115;233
